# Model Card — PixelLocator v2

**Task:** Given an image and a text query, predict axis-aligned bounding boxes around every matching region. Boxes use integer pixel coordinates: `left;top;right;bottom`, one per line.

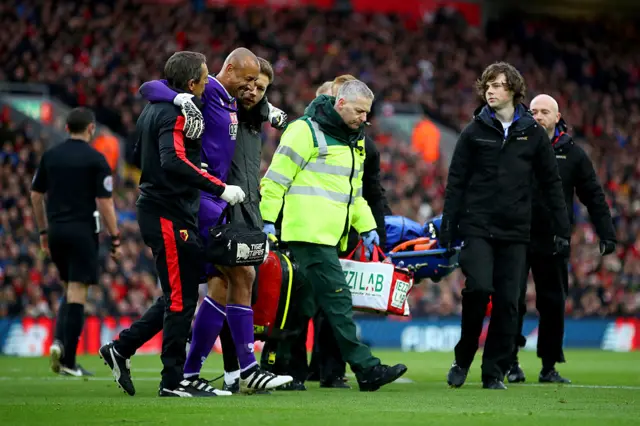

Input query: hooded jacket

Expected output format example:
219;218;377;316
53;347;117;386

440;103;571;244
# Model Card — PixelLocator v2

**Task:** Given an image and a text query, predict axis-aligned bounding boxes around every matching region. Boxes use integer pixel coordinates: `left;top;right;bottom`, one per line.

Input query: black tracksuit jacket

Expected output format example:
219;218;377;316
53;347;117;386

134;101;226;227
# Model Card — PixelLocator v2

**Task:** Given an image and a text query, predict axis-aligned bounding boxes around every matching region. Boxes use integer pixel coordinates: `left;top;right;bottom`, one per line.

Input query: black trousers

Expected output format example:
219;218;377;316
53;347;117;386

115;296;165;359
309;311;346;381
132;209;204;390
453;237;526;381
513;252;568;366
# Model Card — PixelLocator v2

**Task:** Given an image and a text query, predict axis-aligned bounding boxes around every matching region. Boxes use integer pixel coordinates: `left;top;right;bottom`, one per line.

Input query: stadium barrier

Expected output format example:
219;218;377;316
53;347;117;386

0;316;638;357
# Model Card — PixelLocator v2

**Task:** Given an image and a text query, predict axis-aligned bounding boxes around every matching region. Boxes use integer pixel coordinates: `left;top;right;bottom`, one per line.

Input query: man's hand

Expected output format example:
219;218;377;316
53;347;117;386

553;236;570;257
438;217;456;258
263;223;276;237
174;93;204;139
111;234;122;261
599;240;616;256
361;230;380;257
267;102;287;130
441;241;457;259
220;185;246;206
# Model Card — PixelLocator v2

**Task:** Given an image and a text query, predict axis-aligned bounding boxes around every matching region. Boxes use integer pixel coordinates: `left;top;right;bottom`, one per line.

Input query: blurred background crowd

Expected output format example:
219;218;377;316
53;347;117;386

1;0;638;320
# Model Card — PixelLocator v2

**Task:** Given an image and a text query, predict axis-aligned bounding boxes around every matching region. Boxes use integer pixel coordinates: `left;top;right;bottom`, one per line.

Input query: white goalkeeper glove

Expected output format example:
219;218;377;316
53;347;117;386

174;93;204;139
220;185;246;206
267;102;287;130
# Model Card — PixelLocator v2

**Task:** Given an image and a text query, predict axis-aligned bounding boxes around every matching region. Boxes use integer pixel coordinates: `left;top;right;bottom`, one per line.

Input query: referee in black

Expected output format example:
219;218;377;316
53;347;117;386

440;62;571;390
30;107;121;377
100;51;239;397
506;94;616;384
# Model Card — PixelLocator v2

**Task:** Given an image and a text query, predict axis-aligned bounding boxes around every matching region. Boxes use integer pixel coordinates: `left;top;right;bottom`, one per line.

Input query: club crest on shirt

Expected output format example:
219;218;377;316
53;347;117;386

229;112;238;140
179;229;189;242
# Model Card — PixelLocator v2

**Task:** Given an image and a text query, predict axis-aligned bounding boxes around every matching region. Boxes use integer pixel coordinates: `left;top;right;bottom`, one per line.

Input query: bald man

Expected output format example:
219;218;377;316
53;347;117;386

100;50;293;396
506;94;617;384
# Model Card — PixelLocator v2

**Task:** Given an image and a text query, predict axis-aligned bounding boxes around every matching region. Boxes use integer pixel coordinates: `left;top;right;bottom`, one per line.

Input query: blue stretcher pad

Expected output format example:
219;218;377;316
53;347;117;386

387;247;461;282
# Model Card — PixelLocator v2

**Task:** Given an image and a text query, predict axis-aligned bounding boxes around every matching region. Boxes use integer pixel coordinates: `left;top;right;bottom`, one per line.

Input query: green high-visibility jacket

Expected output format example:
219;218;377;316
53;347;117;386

260;111;376;251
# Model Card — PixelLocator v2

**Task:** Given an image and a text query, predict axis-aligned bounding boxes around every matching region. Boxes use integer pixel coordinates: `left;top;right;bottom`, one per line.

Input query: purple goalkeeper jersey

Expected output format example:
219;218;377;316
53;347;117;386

139;76;239;200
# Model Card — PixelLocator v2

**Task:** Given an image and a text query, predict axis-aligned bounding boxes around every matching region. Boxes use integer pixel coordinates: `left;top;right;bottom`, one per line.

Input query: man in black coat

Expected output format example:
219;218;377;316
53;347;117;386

506;94;616;385
441;62;571;390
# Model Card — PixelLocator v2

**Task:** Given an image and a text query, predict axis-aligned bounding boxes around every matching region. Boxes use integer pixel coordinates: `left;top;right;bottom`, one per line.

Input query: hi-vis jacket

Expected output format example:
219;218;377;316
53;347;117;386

260;95;377;251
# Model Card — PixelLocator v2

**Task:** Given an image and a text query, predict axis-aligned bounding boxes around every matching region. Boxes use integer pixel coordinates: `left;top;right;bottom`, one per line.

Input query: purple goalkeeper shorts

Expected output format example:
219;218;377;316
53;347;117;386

199;195;228;279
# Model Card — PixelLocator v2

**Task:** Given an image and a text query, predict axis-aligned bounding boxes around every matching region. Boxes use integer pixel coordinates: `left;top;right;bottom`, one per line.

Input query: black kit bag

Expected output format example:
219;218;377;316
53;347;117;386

206;206;269;267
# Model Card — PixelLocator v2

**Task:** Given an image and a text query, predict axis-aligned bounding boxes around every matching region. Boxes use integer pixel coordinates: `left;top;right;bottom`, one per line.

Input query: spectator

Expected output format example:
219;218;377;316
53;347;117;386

0;1;637;318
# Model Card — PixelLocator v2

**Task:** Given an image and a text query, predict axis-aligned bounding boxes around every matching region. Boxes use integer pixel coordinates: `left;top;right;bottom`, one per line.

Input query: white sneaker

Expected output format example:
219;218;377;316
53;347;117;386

60;364;94;377
49;341;63;374
187;377;232;396
159;379;232;397
240;367;293;394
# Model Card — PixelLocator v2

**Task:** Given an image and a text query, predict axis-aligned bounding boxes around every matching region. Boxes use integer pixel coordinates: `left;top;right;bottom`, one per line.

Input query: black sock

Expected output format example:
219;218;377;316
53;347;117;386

56;302;69;364
63;303;85;368
54;296;67;343
220;321;239;373
541;360;555;374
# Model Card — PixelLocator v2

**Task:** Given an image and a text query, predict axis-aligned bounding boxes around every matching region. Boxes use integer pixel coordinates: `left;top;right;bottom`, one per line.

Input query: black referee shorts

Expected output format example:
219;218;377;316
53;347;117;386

49;224;99;285
136;208;205;389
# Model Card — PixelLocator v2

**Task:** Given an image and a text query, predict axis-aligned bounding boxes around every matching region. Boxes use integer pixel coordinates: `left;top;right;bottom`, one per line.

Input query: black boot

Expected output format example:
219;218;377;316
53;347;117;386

506;363;526;383
482;378;507;390
447;361;469;388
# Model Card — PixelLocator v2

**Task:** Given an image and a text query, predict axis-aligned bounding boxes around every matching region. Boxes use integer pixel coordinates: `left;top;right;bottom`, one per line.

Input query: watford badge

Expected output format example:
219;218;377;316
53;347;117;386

179;229;189;242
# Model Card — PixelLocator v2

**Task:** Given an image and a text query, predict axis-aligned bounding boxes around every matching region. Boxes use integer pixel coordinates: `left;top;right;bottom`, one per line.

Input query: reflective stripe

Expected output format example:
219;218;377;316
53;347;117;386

355;187;362;197
288;186;355;205
275;145;307;169
308;119;329;163
306;162;358;178
264;169;293;187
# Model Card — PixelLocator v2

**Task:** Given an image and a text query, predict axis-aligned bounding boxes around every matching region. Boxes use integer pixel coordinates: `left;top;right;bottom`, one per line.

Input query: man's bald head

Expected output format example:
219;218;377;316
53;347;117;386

530;94;561;139
218;47;260;98
531;94;559;115
223;48;259;69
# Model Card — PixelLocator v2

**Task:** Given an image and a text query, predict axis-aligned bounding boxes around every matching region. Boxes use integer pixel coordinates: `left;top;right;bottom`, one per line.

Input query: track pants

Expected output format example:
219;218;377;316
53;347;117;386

128;209;204;390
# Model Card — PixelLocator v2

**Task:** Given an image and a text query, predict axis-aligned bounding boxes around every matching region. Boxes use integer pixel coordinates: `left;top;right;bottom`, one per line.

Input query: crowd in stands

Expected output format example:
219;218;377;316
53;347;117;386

0;1;638;319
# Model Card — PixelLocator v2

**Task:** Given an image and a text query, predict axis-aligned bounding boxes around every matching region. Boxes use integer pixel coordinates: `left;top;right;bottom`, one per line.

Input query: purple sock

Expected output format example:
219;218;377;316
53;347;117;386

183;297;226;377
226;304;258;372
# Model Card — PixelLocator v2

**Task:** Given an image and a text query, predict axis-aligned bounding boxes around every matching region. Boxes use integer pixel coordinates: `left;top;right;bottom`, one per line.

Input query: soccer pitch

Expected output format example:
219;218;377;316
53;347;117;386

1;350;638;425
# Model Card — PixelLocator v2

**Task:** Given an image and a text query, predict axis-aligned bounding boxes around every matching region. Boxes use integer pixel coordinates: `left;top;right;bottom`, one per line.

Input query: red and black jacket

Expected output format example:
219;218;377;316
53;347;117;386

135;101;225;226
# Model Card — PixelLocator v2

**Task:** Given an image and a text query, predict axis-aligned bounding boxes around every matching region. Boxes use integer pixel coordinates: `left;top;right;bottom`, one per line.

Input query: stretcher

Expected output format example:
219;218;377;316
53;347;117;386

384;214;462;282
386;244;461;282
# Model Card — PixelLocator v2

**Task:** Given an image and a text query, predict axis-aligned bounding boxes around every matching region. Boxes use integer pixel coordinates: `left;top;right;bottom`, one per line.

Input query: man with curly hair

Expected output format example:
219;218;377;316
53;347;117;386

440;62;571;390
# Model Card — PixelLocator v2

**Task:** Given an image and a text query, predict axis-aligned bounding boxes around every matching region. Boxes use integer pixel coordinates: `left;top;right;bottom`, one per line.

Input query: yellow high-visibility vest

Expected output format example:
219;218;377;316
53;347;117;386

260;118;376;251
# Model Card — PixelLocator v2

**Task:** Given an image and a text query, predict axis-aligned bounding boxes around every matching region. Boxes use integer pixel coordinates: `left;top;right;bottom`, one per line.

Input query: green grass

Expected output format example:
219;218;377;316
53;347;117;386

1;350;639;425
